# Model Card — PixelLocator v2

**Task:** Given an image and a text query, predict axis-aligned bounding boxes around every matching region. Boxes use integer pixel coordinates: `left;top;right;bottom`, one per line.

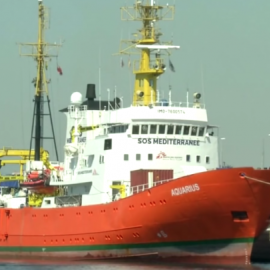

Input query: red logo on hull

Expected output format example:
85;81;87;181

156;152;167;159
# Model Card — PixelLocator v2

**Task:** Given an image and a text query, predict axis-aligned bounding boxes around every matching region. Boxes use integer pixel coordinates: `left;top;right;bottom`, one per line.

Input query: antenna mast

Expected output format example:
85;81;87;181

19;0;61;161
119;0;179;106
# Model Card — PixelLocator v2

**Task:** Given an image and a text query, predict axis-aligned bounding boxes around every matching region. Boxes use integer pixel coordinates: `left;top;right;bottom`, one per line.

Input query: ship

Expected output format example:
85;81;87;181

1;0;270;266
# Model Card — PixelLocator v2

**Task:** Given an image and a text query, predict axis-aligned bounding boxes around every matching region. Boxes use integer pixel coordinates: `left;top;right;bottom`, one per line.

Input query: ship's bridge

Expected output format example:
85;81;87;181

109;102;208;123
71;100;208;130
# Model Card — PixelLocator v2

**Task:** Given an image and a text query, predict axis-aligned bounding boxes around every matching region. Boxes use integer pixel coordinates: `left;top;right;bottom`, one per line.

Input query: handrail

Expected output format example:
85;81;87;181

130;178;174;195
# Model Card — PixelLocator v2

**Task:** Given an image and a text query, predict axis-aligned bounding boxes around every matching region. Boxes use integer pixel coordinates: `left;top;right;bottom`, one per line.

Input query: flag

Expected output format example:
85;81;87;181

169;59;175;72
57;66;63;75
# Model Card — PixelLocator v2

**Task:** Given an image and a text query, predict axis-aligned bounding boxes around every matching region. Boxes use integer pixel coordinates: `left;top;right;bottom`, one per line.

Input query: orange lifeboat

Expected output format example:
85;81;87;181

20;169;57;194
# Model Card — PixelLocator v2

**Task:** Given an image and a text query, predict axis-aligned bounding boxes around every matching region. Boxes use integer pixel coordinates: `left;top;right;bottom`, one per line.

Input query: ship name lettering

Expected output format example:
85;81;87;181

66;137;86;143
138;138;199;146
171;184;200;196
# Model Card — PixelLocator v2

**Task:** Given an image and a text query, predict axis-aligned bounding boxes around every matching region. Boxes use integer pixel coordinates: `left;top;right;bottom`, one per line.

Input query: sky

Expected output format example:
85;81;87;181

0;0;270;170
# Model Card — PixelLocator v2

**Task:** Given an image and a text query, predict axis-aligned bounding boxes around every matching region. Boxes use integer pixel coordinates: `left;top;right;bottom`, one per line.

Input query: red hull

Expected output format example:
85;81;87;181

0;167;270;265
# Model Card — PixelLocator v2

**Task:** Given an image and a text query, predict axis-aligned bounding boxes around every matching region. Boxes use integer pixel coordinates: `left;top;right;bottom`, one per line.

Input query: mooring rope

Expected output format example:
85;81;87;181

242;174;270;186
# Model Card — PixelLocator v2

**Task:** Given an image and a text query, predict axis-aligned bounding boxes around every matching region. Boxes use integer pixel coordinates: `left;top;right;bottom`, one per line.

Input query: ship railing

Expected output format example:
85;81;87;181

153;101;205;109
132;101;205;109
55;195;81;207
130;178;174;195
133;58;166;73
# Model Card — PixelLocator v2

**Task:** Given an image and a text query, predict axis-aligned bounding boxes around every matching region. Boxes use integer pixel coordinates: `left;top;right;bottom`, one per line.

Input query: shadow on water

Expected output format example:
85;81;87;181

251;231;270;263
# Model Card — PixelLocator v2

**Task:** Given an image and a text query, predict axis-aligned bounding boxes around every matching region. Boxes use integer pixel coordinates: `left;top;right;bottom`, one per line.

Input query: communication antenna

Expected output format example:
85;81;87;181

18;0;61;161
117;0;179;106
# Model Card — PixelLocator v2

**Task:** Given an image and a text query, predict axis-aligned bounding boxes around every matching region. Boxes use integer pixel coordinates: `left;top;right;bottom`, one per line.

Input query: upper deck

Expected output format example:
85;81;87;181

66;99;208;128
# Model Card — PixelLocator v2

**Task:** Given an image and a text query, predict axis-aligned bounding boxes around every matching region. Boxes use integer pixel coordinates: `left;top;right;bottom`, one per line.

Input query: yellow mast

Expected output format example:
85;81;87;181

18;0;61;161
119;0;177;106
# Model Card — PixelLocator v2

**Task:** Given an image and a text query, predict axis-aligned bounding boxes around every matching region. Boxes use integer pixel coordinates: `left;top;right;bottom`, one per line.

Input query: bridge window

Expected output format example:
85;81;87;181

158;125;166;134
124;154;129;161
183;126;190;135
186;155;191;162
132;125;140;135
196;156;201;163
136;154;141;161
108;127;114;133
206;156;210;164
198;127;205;136
119;125;128;133
191;127;198;136
175;125;182;135
207;128;214;136
150;125;157;134
148;154;153;160
141;125;148;134
167;125;174;135
108;125;129;134
104;139;112;150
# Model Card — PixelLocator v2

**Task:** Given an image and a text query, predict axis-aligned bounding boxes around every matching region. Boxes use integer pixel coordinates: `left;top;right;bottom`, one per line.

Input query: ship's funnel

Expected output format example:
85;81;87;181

86;84;96;101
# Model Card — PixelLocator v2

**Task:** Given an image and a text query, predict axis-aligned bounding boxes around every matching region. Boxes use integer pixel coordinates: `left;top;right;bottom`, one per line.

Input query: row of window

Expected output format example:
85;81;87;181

104;124;214;137
187;155;210;163
69;155;95;170
107;125;128;134
132;125;206;136
124;154;210;164
124;154;153;161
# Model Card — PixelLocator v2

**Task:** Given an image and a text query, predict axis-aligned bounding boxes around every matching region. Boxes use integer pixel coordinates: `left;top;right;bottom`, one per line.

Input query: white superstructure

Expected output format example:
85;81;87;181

49;90;219;206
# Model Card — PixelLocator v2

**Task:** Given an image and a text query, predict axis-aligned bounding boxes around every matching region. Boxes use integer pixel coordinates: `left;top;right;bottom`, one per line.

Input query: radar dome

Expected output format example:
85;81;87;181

70;92;82;105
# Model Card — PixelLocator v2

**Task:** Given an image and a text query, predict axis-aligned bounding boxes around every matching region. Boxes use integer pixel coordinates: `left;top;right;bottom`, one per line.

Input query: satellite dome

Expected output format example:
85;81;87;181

70;92;82;105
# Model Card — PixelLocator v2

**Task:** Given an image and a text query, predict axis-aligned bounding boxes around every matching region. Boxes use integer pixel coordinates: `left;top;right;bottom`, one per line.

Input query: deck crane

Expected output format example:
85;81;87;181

0;147;54;182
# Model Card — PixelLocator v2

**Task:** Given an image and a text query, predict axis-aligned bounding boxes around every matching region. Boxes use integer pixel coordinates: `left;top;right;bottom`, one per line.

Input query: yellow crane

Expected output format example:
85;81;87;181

0;147;35;160
0;147;55;183
69;125;98;143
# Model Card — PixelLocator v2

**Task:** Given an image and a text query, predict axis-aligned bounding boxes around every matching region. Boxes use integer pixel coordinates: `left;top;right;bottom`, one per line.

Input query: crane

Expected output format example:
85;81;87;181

0;147;55;183
69;125;99;143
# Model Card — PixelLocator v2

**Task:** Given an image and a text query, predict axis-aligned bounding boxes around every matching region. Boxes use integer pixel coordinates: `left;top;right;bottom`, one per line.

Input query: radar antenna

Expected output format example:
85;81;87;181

118;0;179;106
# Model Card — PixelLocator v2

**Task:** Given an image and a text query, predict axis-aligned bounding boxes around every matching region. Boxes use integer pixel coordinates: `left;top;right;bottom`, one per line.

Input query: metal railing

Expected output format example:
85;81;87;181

132;100;205;109
55;195;81;207
130;178;174;195
154;101;205;109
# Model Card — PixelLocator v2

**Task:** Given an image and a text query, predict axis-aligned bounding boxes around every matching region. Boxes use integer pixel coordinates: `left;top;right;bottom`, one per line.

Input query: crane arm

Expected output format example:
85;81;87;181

0;147;39;159
69;125;99;143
